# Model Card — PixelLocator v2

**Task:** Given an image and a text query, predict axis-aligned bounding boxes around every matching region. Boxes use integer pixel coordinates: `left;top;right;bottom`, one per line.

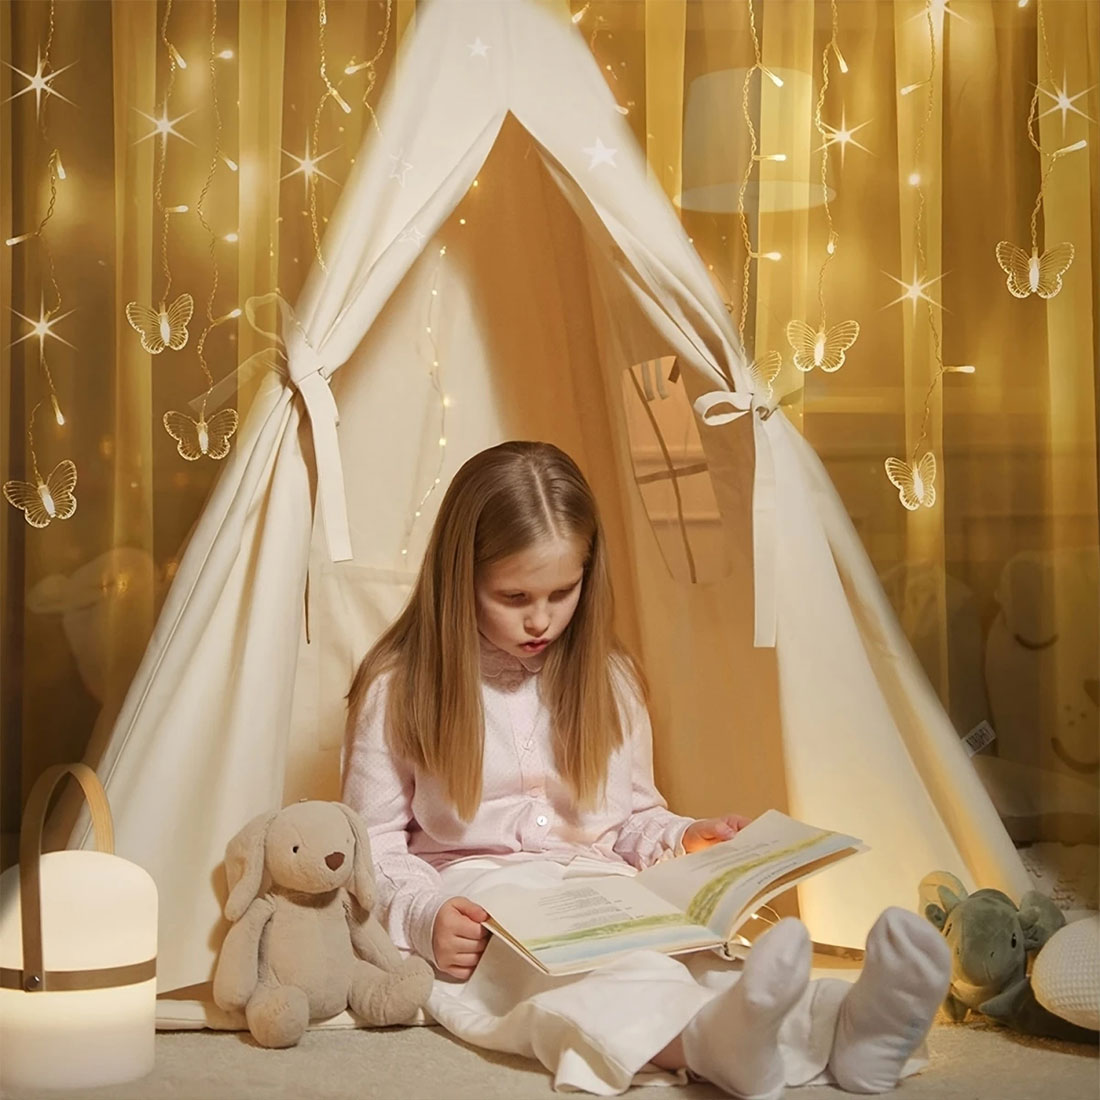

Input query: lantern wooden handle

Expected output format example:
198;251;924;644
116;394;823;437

17;764;115;992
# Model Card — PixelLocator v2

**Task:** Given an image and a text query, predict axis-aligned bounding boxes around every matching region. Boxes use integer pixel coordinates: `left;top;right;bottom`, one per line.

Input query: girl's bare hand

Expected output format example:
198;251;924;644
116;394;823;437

682;813;752;853
432;896;490;979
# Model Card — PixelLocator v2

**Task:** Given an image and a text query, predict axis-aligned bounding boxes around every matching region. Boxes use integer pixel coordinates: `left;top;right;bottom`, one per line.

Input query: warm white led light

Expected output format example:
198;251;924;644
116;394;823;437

133;105;198;148
3;48;76;119
884;266;947;316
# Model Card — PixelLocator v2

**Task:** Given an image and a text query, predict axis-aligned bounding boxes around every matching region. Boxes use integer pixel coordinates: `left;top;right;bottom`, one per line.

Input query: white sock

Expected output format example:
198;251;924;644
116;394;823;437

682;917;811;1100
828;907;951;1094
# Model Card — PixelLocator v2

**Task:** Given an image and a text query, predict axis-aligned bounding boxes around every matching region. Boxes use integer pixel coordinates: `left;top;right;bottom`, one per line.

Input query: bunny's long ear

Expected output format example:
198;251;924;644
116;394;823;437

336;802;375;911
224;810;277;921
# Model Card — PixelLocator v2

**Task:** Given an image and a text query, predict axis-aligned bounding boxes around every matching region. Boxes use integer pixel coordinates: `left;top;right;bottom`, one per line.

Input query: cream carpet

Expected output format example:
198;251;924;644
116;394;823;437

4;1020;1096;1100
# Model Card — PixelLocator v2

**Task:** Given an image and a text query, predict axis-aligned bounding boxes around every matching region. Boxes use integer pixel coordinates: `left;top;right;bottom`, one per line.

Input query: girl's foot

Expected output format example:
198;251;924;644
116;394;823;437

828;907;951;1093
682;917;812;1099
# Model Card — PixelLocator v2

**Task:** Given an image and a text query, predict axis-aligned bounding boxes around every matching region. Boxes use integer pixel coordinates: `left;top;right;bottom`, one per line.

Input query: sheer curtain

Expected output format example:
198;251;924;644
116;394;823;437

2;0;1097;866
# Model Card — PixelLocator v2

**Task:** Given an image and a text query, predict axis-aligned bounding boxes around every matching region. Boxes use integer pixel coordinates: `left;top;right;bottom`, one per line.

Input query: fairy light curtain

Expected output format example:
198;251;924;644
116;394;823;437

2;0;1097;858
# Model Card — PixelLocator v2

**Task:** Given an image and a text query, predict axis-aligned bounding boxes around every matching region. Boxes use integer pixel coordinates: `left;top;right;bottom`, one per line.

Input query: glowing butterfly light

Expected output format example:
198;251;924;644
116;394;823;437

125;293;194;354
786;319;860;374
885;453;937;511
748;350;782;398
163;405;239;461
3;459;77;528
995;241;1075;300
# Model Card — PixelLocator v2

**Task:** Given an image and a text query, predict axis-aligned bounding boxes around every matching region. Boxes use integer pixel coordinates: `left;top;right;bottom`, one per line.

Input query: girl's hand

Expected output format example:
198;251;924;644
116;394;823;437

682;813;752;853
432;896;490;979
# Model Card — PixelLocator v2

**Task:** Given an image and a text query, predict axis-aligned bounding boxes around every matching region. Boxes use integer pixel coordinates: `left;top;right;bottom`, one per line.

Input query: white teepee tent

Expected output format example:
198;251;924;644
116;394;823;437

77;0;1029;995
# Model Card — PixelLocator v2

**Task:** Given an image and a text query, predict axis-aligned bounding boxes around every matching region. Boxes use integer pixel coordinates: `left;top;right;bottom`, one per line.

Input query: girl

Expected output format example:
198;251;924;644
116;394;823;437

342;441;950;1098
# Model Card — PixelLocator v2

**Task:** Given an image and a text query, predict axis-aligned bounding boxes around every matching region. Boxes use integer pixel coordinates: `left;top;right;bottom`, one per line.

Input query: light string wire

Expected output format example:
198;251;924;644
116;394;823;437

1024;0;1084;253
734;0;767;350
399;247;451;562
812;1;840;326
344;0;394;133
307;0;350;270
300;0;395;266
155;0;182;306
6;0;68;428
904;3;946;466
192;0;238;401
2;0;81;531
810;0;852;329
785;0;860;377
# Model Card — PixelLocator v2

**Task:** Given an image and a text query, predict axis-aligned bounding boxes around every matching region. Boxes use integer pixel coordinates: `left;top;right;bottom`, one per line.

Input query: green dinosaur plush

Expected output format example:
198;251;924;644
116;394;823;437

918;871;1097;1043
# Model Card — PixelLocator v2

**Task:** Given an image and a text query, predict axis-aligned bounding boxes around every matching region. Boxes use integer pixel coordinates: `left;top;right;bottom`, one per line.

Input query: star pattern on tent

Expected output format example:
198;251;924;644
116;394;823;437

467;37;490;59
398;225;425;247
388;149;414;187
583;137;618;170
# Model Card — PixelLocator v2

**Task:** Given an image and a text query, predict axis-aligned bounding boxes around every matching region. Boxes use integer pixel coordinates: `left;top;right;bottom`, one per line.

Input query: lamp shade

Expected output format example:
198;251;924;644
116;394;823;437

0;764;157;1091
675;67;834;214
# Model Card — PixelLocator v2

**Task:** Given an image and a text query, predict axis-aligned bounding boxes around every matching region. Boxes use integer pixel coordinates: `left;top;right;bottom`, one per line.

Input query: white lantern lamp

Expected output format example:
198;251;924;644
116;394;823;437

0;763;158;1090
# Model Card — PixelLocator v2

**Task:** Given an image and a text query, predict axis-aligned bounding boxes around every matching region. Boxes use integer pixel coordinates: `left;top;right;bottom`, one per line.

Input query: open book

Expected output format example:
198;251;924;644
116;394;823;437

476;810;866;976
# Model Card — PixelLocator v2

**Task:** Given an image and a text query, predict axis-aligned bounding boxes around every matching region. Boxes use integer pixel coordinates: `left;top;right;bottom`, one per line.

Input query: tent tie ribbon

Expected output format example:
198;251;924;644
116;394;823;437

693;389;778;648
286;338;353;562
220;291;353;563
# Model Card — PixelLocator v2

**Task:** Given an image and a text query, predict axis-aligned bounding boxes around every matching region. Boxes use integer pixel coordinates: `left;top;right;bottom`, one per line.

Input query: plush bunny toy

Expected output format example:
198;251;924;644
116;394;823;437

212;800;433;1048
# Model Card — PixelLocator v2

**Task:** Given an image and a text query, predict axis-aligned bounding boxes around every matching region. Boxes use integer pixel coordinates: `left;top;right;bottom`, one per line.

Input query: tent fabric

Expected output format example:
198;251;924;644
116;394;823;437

76;0;1029;994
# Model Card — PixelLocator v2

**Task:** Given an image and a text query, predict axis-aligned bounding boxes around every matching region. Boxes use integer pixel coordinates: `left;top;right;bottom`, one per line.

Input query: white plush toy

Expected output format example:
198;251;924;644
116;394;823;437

1031;914;1100;1032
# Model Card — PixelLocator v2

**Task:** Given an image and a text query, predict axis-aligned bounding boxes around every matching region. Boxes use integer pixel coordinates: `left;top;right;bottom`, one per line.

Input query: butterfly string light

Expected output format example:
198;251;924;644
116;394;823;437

3;403;77;529
787;0;861;376
161;0;241;461
163;403;239;462
884;452;937;512
4;0;75;505
995;0;1087;301
125;0;194;354
881;0;973;511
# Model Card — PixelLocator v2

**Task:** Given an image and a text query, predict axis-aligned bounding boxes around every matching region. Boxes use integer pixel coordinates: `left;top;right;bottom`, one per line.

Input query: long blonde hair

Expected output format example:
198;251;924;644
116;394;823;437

347;441;637;820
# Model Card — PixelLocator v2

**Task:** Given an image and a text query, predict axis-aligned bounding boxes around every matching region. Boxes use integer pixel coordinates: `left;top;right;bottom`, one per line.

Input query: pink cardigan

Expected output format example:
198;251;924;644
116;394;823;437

342;638;694;963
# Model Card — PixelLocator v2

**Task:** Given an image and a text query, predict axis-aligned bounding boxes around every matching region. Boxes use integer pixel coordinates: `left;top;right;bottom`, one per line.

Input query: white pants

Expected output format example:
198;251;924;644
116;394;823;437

425;858;921;1095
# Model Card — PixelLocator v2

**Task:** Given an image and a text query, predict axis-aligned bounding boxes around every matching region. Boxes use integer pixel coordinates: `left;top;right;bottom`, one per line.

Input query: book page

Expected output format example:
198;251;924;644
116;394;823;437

637;810;865;939
477;875;720;976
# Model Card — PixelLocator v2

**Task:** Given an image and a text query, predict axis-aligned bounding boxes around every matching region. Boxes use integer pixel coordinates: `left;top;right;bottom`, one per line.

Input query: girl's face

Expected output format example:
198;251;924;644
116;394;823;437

475;534;587;660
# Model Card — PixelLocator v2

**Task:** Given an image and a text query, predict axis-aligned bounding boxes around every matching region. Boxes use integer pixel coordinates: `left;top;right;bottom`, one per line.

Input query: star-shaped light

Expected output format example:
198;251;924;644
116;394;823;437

1038;76;1097;135
388;149;414;187
398;225;425;247
819;110;872;168
3;48;76;120
913;0;965;25
10;297;77;356
280;134;341;199
133;104;198;148
467;37;490;59
583;137;618;170
883;266;947;317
